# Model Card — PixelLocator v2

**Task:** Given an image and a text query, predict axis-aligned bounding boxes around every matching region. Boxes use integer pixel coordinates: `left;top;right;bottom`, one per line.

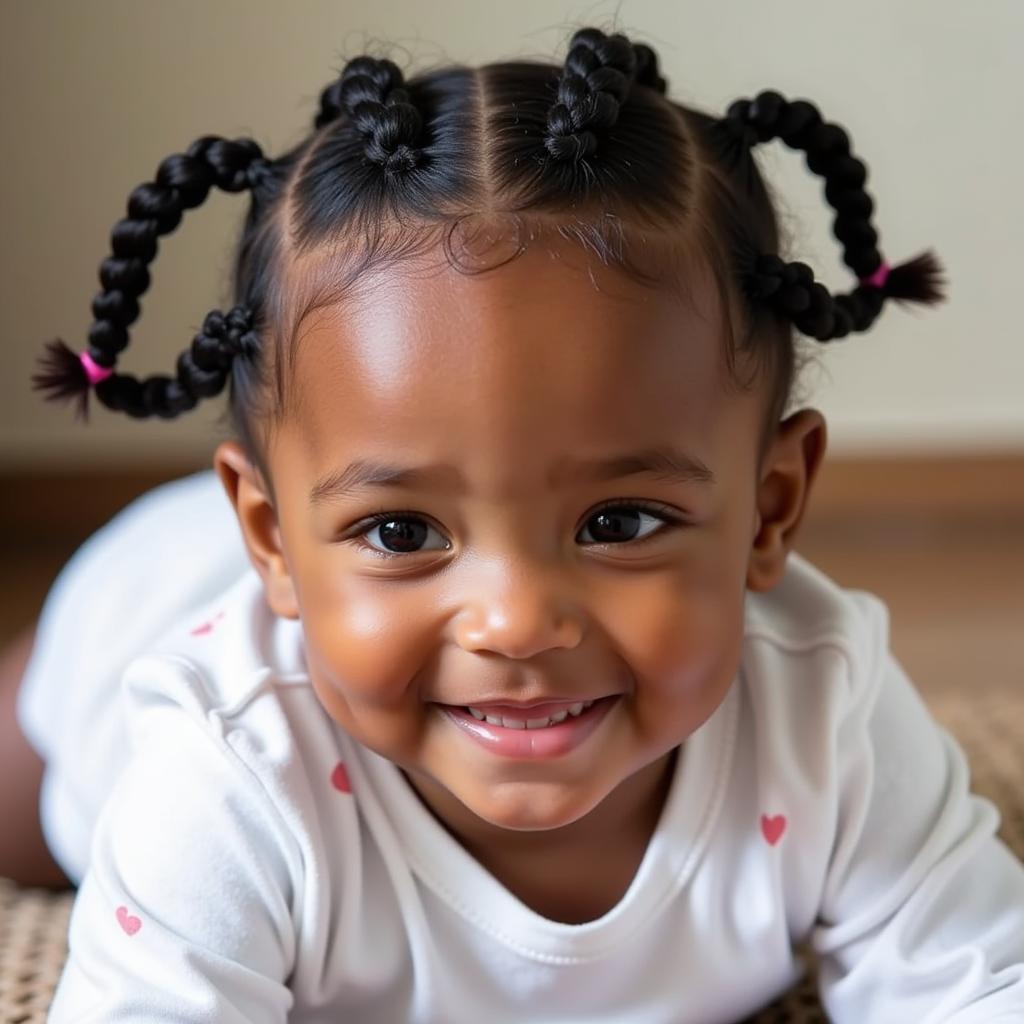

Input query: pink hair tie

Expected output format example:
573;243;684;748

80;351;113;385
861;261;891;289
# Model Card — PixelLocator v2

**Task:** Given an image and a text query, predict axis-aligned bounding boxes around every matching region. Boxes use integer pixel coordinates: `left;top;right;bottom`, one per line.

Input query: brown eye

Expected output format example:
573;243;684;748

357;513;449;557
577;502;679;547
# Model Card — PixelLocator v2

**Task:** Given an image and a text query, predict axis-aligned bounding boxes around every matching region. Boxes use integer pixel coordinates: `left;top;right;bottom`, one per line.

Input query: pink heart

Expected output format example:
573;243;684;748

116;905;141;936
190;610;225;636
330;761;352;794
761;814;787;846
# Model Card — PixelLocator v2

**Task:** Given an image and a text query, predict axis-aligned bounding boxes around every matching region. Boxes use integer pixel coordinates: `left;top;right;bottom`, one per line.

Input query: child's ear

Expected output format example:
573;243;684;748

212;440;300;620
746;408;828;592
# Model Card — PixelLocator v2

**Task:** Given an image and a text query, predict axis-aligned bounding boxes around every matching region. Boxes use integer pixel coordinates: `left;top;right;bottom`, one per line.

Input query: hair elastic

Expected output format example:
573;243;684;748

860;262;891;289
79;351;113;385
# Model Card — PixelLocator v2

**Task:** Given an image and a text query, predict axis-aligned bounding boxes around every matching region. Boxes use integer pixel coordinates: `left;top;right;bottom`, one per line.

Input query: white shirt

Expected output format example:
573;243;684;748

24;472;1024;1023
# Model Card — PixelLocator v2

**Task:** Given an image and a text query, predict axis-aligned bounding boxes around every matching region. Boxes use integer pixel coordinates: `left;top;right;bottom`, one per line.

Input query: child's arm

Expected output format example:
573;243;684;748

46;661;299;1022
811;611;1024;1022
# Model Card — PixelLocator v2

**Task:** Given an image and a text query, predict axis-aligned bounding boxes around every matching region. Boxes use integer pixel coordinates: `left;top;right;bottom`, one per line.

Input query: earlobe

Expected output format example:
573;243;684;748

746;409;828;592
212;441;301;620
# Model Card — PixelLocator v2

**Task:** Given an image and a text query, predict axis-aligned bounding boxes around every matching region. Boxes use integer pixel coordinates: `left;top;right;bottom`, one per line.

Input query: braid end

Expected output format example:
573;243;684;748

31;338;93;422
884;249;948;307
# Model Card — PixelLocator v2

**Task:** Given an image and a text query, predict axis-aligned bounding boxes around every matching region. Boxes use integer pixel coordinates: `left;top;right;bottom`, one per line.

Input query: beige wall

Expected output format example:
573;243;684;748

2;0;1021;468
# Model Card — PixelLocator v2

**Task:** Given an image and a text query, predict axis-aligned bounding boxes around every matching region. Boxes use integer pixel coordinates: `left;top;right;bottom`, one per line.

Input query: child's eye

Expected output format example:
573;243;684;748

344;500;684;561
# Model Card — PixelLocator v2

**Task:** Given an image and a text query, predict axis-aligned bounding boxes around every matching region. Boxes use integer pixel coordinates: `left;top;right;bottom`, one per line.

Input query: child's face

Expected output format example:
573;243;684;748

218;236;825;849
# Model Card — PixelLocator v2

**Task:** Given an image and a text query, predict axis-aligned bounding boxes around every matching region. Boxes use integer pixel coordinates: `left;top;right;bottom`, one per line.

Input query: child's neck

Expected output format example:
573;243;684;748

402;746;679;924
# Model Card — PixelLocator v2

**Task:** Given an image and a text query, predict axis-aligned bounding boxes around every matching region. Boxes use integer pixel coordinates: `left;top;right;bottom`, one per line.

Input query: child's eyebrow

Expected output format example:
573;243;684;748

308;445;716;507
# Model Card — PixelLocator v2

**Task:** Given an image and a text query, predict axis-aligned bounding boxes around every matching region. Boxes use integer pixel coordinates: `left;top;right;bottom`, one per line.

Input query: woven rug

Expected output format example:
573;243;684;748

2;688;1021;1023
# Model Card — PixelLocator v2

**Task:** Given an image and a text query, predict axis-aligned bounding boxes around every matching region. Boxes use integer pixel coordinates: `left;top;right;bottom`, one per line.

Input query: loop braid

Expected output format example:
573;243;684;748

31;137;271;420
545;27;643;163
718;89;946;341
173;304;259;404
314;55;425;173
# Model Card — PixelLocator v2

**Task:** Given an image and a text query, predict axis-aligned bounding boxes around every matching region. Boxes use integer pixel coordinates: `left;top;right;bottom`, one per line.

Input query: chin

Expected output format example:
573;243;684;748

459;781;608;832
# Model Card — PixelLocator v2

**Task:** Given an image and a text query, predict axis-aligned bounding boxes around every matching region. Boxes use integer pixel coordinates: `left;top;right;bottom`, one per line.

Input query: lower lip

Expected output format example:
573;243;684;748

437;696;619;760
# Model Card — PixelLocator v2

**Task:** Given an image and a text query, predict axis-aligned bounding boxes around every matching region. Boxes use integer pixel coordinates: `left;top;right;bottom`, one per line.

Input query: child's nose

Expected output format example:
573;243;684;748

451;568;586;658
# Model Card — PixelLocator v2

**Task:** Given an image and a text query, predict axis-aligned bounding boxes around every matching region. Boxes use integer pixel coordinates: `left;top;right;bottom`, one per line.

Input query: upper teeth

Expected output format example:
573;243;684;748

466;700;596;729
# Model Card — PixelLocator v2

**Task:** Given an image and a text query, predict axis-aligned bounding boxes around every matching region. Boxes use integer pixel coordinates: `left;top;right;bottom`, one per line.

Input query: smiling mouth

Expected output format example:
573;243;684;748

460;699;597;729
437;696;619;759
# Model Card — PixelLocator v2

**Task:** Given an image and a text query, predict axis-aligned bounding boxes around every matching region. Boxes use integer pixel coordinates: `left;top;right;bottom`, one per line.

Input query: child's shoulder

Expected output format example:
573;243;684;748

742;551;891;697
116;566;312;750
84;469;238;560
106;569;345;877
745;550;889;641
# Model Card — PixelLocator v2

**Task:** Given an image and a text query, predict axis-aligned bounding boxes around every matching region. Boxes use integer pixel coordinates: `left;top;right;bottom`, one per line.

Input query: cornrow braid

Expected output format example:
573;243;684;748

314;55;425;173
717;89;946;341
32;136;271;420
544;27;643;163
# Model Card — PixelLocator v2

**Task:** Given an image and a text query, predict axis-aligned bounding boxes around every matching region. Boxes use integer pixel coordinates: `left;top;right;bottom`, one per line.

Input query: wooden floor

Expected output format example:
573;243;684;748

2;461;1022;700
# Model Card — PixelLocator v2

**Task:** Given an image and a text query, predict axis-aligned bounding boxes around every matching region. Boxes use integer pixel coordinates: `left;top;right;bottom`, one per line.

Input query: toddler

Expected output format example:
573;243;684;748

17;24;1024;1023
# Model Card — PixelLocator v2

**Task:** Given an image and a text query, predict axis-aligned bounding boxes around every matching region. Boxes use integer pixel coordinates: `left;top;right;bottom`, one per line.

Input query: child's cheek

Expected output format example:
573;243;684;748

298;571;473;750
299;580;425;705
301;615;428;755
610;563;746;732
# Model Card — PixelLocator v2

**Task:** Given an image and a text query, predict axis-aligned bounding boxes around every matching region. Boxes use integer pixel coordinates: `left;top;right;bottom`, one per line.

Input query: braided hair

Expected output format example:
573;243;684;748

33;25;946;469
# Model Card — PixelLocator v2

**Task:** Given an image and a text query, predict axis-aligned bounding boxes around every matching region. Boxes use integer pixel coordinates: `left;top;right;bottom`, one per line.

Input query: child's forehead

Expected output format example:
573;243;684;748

274;242;765;486
288;247;730;416
284;231;727;369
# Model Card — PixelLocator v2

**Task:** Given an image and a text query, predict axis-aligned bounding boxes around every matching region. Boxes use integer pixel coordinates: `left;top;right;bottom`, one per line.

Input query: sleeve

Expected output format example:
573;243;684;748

811;598;1024;1023
15;469;249;886
16;469;246;763
46;668;300;1023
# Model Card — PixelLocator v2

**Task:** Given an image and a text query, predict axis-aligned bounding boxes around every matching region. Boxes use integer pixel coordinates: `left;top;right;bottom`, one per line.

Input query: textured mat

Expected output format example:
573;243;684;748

1;688;1021;1023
